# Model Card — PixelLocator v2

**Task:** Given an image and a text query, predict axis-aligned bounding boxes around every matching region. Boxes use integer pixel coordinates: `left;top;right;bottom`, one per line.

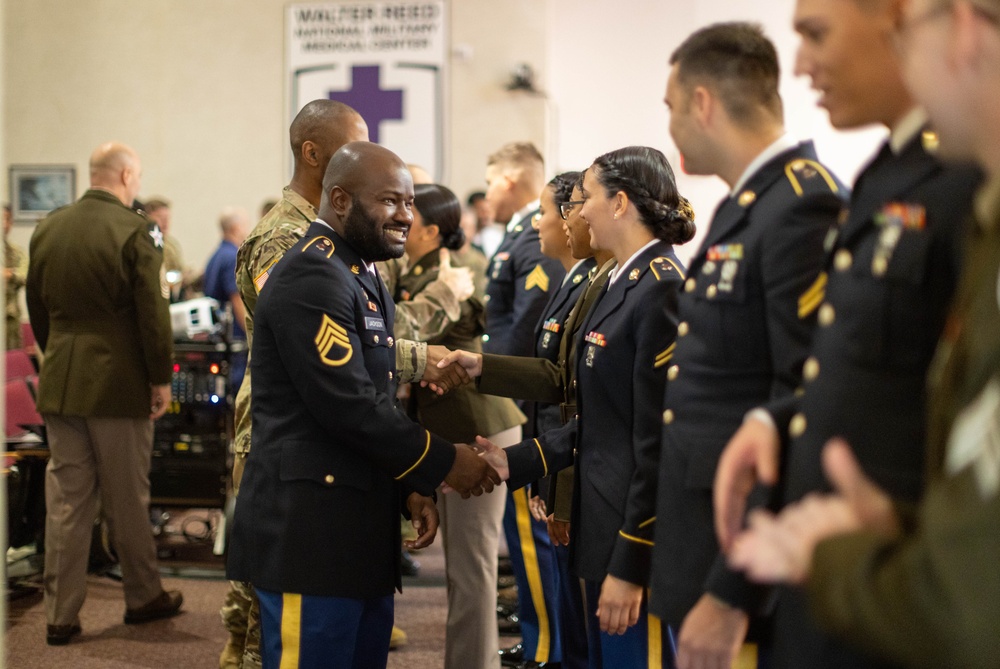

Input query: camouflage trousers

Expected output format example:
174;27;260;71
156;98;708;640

220;579;262;669
220;449;261;669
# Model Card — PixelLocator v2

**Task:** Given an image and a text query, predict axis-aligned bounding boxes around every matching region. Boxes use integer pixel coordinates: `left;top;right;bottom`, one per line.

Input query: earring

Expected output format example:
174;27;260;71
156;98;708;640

614;213;619;220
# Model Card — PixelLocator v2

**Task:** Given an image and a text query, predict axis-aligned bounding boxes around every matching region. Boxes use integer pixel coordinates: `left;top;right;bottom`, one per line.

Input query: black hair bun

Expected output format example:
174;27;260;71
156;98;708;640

441;228;466;251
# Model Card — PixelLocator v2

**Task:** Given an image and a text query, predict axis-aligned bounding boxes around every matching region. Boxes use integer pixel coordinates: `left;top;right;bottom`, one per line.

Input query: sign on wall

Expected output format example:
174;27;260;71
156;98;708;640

287;2;448;180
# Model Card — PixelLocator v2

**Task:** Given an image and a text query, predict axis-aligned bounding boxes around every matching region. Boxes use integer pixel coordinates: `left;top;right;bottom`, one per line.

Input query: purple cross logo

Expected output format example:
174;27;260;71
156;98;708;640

328;65;404;144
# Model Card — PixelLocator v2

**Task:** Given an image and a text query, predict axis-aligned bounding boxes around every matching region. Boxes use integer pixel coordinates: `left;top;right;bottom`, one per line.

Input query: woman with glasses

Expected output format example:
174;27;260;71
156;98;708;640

394;183;525;669
451;146;695;667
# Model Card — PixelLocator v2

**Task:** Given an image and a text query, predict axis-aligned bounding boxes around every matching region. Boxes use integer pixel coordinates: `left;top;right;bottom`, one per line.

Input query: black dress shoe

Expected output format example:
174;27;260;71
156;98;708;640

124;589;183;624
400;550;421;577
497;609;521;635
499;642;524;667
496;601;517;618
518;662;562;669
498;555;515;576
46;623;81;646
498;583;519;607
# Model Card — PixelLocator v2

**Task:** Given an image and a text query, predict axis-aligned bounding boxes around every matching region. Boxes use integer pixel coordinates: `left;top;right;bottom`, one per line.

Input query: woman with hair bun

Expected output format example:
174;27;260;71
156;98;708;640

395;183;526;669
468;146;695;667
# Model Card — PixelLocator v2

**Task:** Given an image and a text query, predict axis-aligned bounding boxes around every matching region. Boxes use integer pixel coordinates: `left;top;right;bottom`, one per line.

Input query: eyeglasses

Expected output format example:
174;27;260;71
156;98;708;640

559;200;585;220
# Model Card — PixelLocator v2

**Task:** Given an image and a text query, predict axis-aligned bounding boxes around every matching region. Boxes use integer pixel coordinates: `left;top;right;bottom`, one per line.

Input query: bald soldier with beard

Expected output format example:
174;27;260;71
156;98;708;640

227;142;501;669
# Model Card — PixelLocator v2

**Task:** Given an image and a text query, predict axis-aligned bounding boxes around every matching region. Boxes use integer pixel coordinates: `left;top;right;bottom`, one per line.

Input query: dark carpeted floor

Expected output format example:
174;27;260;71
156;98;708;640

6;513;519;668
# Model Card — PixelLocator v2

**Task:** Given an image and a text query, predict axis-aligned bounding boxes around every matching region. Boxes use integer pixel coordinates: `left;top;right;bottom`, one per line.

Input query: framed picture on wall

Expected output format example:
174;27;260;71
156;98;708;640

9;164;77;222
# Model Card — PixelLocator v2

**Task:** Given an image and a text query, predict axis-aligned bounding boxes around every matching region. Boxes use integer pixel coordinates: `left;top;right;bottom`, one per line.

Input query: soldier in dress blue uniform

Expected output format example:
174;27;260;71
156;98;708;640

444;174;612;669
227;142;500;669
531;172;595;438
479;146;694;668
713;3;983;669
728;4;1000;665
523;171;594;669
484;142;566;668
646;23;849;669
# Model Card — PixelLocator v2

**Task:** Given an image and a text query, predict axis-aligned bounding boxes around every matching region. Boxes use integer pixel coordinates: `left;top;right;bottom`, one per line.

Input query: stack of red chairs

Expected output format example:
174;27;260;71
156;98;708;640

6;348;43;440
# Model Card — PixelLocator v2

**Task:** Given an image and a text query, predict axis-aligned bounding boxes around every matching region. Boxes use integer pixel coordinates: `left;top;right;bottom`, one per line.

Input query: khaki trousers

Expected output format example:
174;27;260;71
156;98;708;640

43;414;163;626
437;424;521;669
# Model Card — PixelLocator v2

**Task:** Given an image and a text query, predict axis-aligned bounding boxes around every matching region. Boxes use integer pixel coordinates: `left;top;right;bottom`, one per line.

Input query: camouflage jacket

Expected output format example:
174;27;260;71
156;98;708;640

5;239;27;348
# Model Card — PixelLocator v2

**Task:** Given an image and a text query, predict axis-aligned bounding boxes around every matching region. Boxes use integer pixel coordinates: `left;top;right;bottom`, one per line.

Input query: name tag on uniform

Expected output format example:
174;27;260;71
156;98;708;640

365;316;385;331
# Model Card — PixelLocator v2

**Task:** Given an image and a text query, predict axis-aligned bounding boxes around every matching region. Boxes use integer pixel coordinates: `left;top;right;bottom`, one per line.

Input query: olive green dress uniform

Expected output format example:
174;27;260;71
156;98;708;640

395;249;524;669
649;142;847;632
806;179;1000;669
5;237;28;349
766;116;983;669
26;188;174;627
452;244;490;297
395;249;524;442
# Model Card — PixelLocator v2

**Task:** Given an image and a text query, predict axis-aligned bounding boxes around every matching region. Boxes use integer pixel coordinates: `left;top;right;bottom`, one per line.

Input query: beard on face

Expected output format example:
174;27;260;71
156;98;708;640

342;201;405;262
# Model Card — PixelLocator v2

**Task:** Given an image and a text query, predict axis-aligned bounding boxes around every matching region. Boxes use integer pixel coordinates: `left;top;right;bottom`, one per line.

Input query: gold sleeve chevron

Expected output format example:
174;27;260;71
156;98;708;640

785;159;840;196
798;272;828;319
525;264;550;291
654;342;676;369
315;314;353;366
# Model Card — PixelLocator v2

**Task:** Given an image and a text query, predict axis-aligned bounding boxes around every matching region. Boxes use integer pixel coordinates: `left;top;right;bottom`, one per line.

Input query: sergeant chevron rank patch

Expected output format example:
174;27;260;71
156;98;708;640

525;264;550;291
315;314;353;366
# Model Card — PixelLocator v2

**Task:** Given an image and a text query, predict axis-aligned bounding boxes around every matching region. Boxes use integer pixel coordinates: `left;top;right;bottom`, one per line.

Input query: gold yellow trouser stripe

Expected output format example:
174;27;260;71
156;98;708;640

734;642;759;669
513;487;551;662
280;593;302;669
647;611;663;668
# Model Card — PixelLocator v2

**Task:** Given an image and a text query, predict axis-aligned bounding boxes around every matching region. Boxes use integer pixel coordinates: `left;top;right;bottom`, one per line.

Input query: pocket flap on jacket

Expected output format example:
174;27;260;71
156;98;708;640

278;441;373;491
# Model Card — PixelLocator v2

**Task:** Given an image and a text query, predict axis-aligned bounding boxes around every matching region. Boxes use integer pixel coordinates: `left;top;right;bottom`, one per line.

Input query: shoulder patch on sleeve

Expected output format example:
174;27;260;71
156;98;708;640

649;256;686;281
315;314;353;366
147;223;164;249
785;159;841;196
525;264;550;291
253;258;278;294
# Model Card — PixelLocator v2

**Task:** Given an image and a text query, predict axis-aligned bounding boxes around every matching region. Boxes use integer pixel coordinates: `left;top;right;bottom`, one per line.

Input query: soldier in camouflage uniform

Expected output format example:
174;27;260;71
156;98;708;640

219;100;474;669
3;205;28;350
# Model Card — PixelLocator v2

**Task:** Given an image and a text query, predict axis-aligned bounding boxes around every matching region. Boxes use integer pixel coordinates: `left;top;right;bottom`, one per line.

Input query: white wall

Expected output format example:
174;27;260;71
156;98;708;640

546;0;886;265
2;0;547;270
3;0;889;270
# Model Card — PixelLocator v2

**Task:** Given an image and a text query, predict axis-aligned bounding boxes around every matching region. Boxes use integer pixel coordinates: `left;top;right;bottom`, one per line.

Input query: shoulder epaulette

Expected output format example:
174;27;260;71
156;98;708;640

649;255;685;281
301;235;335;258
784;158;840;196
